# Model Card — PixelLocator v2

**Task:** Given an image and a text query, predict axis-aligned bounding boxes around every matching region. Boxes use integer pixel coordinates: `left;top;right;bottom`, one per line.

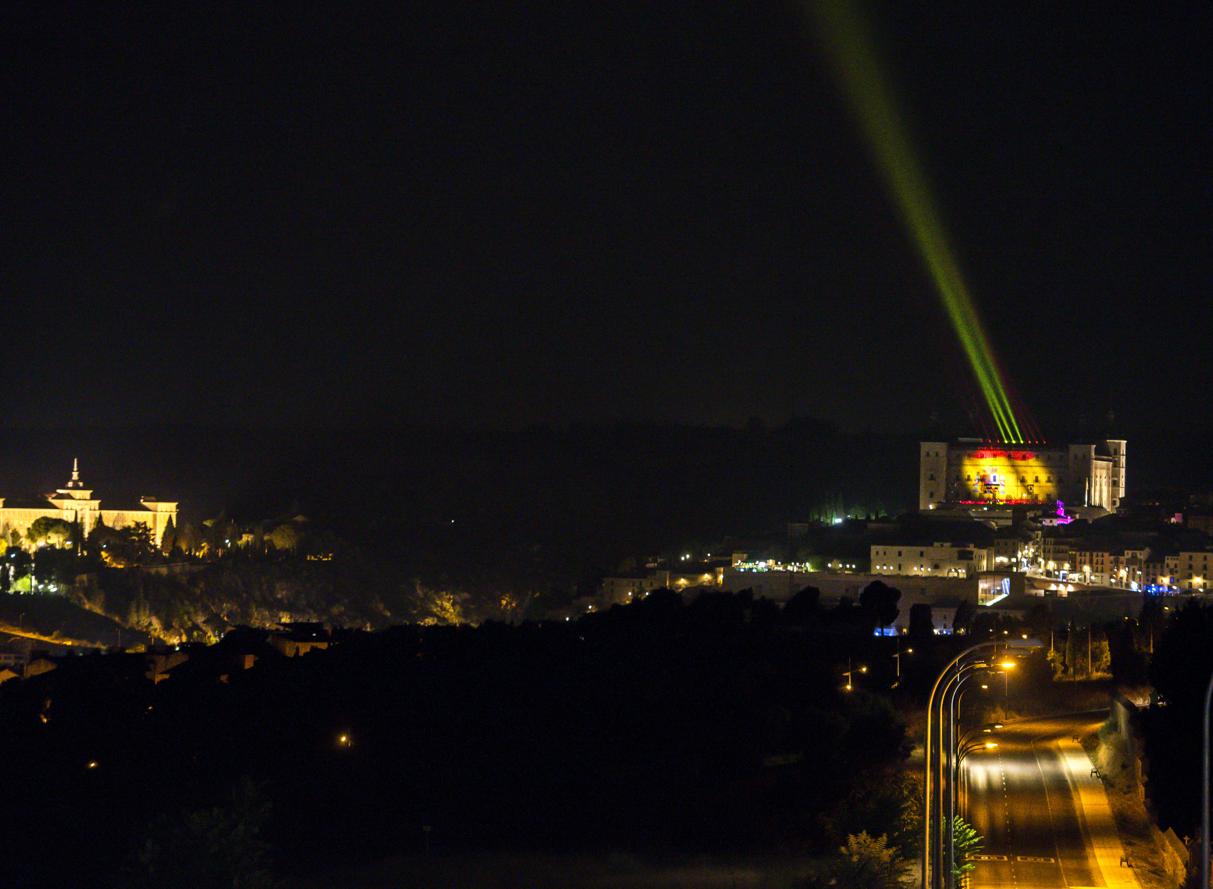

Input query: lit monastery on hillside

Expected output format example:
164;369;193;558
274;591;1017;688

0;459;178;547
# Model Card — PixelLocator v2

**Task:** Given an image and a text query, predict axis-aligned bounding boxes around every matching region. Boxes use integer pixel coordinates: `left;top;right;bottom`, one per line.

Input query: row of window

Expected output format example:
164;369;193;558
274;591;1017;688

930;473;1064;484
876;549;972;559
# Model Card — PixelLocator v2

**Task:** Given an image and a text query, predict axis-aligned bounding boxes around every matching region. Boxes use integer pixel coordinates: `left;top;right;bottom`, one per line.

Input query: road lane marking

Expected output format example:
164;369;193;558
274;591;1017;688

1028;734;1069;879
1016;855;1056;863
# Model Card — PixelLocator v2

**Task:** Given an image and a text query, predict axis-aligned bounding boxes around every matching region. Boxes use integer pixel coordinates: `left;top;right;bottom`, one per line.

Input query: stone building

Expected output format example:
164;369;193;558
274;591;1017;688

0;459;178;548
919;438;1126;512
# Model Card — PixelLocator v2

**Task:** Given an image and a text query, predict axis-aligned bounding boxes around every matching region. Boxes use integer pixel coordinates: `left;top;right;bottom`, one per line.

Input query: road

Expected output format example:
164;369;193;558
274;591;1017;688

962;712;1140;889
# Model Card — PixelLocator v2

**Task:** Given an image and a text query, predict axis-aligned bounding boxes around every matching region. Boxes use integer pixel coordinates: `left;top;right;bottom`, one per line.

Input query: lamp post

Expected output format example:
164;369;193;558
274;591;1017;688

1202;670;1213;889
924;648;991;889
936;662;989;883
954;722;1001;816
958;739;999;764
948;678;1012;889
946;676;979;889
922;640;1038;889
940;661;1012;889
893;636;913;681
842;658;867;692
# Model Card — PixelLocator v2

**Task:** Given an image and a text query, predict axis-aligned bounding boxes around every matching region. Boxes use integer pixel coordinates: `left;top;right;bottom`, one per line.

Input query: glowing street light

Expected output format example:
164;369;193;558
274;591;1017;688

958;739;999;763
842;658;867;691
924;639;1040;889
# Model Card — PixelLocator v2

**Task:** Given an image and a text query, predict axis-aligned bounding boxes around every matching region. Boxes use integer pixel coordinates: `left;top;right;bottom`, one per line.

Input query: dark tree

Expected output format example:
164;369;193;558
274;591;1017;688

1141;601;1213;834
908;603;934;642
783;585;822;625
159;516;177;556
952;598;975;635
859;581;901;631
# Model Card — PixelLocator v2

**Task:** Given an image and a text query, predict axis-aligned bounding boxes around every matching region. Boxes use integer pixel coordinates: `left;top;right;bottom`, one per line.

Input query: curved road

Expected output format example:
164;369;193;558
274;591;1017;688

961;712;1140;889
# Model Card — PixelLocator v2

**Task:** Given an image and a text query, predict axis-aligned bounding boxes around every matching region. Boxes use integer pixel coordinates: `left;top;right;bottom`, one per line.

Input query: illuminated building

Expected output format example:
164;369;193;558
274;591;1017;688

600;564;724;603
919;438;1126;512
870;543;991;578
0;459;178;548
1172;550;1213;591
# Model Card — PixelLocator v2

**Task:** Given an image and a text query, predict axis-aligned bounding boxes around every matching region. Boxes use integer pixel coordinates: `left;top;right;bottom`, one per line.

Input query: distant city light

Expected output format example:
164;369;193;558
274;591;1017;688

734;559;813;573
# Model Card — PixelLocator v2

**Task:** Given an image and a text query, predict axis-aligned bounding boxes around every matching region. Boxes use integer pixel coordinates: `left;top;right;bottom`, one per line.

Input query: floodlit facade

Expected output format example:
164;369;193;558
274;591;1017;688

0;460;178;548
1172;551;1213;591
870;543;991;578
601;565;724;603
919;438;1126;512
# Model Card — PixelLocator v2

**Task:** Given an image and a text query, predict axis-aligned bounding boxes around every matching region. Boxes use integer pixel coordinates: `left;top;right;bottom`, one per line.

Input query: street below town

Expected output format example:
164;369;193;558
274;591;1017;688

963;712;1140;889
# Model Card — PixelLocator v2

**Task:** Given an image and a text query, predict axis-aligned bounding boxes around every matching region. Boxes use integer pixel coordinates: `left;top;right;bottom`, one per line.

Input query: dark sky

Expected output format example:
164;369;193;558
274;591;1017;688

3;2;1209;434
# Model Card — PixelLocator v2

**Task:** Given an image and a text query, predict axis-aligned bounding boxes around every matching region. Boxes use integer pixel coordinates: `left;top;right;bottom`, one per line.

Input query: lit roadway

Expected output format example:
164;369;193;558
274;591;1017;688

962;712;1140;889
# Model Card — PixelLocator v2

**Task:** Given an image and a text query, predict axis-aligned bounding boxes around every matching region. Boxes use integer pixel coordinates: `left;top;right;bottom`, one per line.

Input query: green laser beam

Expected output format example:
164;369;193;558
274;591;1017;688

810;0;1023;443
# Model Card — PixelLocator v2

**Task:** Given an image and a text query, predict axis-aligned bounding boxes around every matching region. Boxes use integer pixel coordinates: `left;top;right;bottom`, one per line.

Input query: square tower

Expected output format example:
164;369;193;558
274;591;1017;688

919;442;948;510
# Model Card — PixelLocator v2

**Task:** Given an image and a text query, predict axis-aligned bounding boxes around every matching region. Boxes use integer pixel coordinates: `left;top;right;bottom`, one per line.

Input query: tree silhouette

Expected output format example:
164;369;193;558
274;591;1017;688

828;832;911;889
860;581;901;632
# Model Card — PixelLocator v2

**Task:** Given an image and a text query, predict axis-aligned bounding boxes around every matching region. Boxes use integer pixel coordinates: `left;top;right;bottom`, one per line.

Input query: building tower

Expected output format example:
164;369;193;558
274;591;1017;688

65;457;83;489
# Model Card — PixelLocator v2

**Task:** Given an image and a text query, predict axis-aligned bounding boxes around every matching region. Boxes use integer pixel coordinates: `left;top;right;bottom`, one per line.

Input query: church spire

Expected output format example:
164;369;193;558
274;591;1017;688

68;457;82;489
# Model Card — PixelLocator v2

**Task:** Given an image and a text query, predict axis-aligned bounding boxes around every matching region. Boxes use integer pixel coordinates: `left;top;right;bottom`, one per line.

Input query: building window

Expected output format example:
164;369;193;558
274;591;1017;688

928;473;935;480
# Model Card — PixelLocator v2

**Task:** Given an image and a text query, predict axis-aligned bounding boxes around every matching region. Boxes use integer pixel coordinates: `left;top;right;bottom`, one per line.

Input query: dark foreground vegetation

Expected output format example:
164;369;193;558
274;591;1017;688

0;590;923;887
1141;601;1213;839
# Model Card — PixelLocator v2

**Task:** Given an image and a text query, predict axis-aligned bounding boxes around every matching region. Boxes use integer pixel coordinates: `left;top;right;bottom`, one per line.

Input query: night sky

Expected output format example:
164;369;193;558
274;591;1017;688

4;3;1209;435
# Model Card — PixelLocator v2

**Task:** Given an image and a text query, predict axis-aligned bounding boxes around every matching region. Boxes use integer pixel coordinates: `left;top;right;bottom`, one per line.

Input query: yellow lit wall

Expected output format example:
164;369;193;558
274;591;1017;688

957;449;1059;503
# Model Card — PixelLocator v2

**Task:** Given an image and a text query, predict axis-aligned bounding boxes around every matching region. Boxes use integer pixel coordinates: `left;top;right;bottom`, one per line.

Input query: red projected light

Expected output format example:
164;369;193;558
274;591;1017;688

958;499;1035;505
969;450;1037;461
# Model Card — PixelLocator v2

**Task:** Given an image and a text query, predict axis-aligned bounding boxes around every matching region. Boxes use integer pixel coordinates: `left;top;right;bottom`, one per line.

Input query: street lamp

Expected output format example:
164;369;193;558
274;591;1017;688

842;658;868;691
947;661;1018;889
922;639;1039;889
941;660;1015;889
1202;671;1213;889
945;673;983;885
946;688;994;844
958;723;1001;749
937;664;988;881
958;739;999;762
893;638;914;684
929;656;991;889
